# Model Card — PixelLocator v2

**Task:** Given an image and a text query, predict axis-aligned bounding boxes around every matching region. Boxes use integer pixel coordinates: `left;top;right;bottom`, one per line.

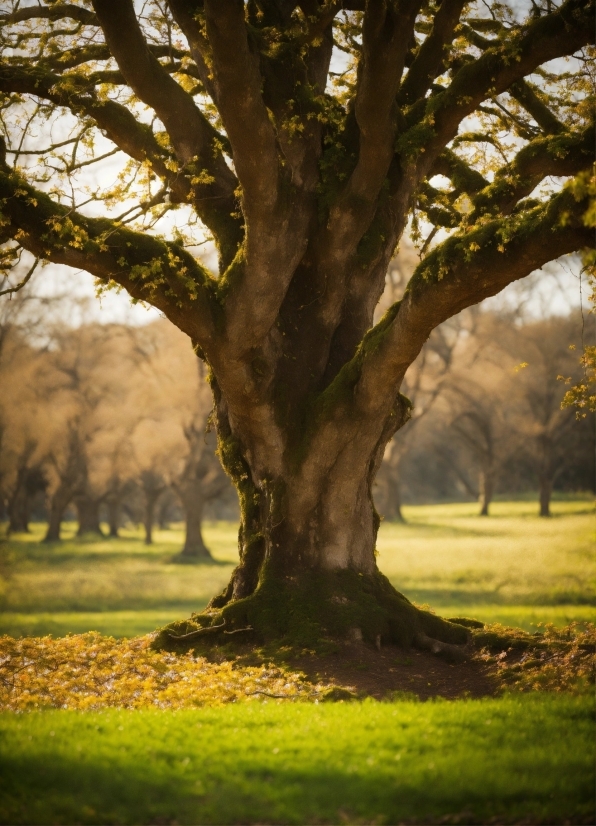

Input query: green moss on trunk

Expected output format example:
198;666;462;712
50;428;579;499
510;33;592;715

153;568;468;655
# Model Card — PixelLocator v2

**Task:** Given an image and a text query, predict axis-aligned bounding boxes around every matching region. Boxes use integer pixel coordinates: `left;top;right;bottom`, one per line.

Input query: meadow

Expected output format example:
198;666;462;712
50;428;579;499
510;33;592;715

0;499;594;825
0;498;593;637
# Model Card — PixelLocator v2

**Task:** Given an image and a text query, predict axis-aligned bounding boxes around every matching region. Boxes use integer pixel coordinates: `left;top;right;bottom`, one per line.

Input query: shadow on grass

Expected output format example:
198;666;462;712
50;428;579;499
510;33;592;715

0;750;589;826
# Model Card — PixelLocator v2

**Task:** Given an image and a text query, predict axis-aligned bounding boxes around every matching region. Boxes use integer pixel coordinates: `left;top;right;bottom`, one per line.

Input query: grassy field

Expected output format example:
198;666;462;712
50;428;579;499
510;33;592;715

1;695;593;825
0;499;593;637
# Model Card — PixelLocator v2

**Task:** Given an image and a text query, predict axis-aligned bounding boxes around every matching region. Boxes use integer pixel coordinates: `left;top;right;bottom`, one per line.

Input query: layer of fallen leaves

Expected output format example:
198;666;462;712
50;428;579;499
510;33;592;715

0;633;333;711
477;623;596;694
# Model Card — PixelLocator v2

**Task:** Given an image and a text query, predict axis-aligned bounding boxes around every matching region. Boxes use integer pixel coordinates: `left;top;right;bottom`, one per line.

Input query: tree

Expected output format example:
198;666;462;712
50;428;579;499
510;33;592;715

510;316;586;517
0;0;593;652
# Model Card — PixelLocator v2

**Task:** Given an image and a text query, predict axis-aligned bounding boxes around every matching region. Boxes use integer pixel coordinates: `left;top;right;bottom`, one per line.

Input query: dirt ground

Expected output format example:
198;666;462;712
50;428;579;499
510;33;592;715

290;642;498;700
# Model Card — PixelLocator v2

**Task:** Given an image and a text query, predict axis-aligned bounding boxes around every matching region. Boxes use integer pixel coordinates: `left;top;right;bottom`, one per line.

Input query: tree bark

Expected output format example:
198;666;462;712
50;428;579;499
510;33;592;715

75;495;103;537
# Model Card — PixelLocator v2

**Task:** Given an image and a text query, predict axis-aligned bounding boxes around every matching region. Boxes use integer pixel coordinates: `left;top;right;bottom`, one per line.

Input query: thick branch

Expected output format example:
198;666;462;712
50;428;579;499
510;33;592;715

90;0;241;263
509;80;566;135
423;0;594;160
398;0;467;106
203;0;280;211
470;126;594;219
0;164;219;348
0;4;98;25
360;184;594;410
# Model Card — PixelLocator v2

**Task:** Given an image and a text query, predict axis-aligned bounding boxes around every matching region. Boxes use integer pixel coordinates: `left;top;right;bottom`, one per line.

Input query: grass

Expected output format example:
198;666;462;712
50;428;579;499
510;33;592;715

0;500;593;637
0;696;593;825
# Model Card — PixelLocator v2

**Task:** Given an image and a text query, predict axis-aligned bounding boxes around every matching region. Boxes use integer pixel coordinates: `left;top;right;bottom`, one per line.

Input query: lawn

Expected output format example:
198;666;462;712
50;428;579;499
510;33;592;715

0;499;593;637
0;696;593;825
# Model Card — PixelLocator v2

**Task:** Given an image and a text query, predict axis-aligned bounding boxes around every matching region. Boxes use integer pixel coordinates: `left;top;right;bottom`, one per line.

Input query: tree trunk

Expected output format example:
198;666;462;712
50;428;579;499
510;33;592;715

157;395;469;656
177;485;212;561
478;468;494;517
144;495;157;545
44;486;72;542
75;496;103;537
7;473;30;534
384;473;405;523
107;498;120;538
539;475;553;517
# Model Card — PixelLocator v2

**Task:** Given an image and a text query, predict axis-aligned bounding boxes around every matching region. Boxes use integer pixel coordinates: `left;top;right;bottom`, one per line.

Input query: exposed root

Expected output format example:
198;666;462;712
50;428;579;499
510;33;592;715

154;569;471;661
414;632;471;663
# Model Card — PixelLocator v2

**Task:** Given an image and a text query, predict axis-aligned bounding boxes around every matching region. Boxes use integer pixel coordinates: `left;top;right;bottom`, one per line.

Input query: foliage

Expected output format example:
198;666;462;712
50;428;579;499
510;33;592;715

0;632;332;712
0;697;594;824
476;622;596;694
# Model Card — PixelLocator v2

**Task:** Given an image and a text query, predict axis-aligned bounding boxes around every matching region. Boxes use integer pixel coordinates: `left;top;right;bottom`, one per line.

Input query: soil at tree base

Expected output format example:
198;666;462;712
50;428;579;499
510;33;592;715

291;642;498;700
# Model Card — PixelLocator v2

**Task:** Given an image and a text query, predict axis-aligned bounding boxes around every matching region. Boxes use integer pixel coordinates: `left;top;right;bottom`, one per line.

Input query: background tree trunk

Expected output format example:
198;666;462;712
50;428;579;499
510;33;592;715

180;489;211;560
107;498;120;538
75;496;103;537
7;469;30;533
44;485;72;542
478;467;494;517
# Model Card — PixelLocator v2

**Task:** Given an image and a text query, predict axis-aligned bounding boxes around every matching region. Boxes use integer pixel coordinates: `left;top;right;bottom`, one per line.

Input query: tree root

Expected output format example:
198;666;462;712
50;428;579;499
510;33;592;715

154;569;472;661
414;632;471;663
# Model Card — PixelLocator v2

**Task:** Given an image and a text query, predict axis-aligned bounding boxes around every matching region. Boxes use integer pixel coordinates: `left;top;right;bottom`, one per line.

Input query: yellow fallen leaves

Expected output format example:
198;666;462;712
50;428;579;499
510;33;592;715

479;623;595;694
0;633;330;711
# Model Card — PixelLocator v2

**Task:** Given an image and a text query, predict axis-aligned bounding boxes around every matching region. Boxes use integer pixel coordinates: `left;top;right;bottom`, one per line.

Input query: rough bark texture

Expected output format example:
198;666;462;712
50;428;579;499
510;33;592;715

0;0;593;652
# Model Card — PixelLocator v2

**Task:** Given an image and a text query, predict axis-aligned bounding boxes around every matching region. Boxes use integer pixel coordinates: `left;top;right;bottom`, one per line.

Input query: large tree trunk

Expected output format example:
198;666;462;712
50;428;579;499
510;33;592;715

75;496;103;537
478;467;494;517
157;394;469;655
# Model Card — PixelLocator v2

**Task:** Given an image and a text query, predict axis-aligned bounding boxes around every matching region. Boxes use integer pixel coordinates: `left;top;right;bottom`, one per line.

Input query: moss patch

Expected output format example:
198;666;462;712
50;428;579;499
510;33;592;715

153;568;469;655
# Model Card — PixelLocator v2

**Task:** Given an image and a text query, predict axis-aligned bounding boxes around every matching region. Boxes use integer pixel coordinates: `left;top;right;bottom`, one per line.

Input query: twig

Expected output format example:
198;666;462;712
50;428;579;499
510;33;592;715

166;621;226;641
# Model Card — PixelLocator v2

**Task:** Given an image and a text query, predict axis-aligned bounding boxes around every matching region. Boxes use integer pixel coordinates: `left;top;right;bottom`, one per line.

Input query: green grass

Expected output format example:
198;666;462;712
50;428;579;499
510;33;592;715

0;500;593;637
0;696;593;825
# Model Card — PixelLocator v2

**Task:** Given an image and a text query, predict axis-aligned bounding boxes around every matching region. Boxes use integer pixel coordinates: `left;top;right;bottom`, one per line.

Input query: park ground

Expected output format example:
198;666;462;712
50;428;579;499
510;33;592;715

0;498;594;824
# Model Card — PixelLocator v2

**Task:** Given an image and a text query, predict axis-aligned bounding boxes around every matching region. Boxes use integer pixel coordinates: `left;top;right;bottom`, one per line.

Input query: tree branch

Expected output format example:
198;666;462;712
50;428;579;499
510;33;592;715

90;0;242;265
508;80;566;135
398;0;467;106
0;4;98;25
0;257;38;297
0;162;219;349
420;0;594;161
203;0;280;211
358;182;594;412
470;125;594;219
